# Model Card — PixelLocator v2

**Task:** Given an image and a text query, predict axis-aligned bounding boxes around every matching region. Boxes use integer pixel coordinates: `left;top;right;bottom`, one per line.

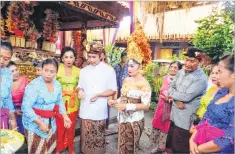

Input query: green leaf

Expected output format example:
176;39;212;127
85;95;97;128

192;7;234;62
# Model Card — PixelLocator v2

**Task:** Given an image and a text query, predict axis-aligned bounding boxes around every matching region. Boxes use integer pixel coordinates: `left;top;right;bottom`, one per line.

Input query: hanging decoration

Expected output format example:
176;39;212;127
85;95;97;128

22;2;34;34
42;9;59;52
43;9;59;43
25;24;41;49
6;2;33;36
22;2;38;49
72;31;87;68
140;1;198;41
72;31;81;53
1;16;6;38
72;31;81;65
6;2;23;35
6;1;34;47
181;2;195;12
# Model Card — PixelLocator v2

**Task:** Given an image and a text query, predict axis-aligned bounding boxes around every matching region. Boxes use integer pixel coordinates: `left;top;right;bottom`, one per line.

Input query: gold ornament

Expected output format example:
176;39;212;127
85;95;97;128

126;21;151;66
127;41;143;64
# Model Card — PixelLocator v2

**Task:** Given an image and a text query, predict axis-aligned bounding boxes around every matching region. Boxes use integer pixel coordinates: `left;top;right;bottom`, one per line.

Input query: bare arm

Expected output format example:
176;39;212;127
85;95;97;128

114;79;151;112
97;90;116;97
34;118;44;126
91;90;116;102
8;112;17;130
198;141;221;153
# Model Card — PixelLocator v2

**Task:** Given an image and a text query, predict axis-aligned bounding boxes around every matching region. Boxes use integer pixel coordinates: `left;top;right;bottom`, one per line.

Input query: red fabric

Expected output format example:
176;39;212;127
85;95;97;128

33;104;78;154
33;105;61;118
194;120;225;144
12;76;29;106
49;37;55;43
152;76;171;133
56;110;78;154
14;30;24;37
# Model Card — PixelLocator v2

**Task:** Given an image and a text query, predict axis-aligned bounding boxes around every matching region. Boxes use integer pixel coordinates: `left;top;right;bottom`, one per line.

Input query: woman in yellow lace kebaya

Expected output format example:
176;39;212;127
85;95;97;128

196;64;220;119
56;46;80;154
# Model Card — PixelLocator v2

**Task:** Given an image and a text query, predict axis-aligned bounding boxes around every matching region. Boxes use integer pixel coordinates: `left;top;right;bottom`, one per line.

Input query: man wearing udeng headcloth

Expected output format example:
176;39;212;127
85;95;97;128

77;49;117;154
167;49;208;153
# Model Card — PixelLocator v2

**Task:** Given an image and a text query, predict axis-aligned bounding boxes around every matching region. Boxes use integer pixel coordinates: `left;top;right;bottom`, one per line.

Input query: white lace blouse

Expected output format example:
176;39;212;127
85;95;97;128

117;83;151;123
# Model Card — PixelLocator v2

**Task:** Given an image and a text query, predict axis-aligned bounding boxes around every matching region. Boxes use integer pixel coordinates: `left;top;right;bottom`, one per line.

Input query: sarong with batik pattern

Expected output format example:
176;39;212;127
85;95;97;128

80;119;106;154
25;129;56;154
150;128;168;153
117;78;151;154
118;119;144;154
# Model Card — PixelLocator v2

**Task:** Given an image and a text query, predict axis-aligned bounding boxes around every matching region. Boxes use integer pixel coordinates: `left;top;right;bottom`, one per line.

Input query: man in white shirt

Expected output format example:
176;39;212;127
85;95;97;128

77;49;117;154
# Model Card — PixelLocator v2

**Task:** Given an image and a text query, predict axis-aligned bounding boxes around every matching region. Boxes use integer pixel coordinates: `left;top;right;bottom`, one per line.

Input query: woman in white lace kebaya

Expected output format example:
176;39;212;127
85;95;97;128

109;58;151;154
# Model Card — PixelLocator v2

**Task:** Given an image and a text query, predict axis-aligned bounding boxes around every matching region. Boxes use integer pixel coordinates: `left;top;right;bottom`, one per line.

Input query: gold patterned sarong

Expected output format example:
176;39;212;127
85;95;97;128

118;119;144;154
24;129;56;154
80;119;106;154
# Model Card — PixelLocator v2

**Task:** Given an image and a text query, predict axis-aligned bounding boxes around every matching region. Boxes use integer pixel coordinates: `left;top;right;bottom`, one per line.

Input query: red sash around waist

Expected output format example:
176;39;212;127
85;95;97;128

33;105;61;118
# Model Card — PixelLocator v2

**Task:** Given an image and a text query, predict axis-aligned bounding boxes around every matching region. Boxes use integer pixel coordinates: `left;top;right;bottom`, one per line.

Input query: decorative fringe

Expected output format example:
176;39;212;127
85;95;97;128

141;2;196;41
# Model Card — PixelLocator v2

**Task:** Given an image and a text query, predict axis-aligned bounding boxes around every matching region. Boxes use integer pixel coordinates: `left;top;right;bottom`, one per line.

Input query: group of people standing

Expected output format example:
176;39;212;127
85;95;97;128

1;40;78;154
0;38;151;154
0;37;234;154
150;50;234;154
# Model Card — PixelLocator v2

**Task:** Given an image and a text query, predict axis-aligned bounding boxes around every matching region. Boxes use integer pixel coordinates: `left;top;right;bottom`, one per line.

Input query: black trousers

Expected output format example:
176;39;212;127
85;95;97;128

166;122;190;154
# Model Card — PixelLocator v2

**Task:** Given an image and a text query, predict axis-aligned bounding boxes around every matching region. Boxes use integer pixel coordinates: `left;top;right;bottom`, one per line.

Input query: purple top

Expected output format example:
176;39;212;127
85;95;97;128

199;88;234;153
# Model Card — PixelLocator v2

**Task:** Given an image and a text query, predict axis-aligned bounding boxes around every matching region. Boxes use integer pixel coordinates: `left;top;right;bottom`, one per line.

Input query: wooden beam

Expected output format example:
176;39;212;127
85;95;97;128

86;20;116;28
62;9;89;23
57;1;118;24
59;20;118;31
59;22;83;31
60;16;83;20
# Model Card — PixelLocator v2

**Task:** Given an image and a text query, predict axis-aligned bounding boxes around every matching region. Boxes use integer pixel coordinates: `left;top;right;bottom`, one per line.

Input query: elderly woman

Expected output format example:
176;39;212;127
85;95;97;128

190;54;234;154
151;61;182;153
7;61;29;134
0;39;17;130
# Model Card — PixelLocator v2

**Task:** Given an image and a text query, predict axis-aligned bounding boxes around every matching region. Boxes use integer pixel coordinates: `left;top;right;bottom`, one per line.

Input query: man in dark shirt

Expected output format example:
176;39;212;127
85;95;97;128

114;52;127;97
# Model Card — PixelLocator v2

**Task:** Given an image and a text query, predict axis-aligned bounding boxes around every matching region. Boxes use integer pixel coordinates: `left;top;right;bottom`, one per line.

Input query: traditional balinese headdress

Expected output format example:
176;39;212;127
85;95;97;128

127;38;143;64
127;21;152;66
87;41;105;54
